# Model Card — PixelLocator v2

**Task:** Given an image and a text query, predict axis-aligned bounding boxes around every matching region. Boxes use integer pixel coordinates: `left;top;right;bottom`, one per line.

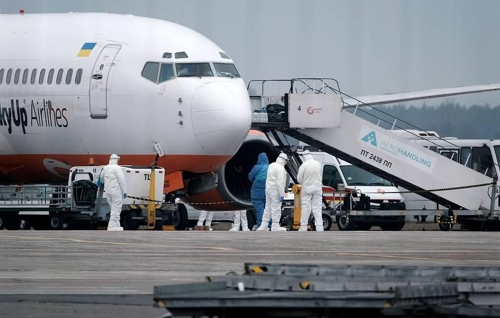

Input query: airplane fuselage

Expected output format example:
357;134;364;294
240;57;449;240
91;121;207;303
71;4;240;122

0;13;252;186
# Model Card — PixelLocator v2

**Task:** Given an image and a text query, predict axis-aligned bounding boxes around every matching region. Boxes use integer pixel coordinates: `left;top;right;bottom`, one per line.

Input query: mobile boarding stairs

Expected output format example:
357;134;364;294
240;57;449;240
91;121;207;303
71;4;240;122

248;78;500;230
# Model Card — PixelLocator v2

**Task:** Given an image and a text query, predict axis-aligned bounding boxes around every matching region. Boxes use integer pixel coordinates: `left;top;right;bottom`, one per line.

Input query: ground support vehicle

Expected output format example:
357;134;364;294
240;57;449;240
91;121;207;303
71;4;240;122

0;165;183;230
249;78;500;231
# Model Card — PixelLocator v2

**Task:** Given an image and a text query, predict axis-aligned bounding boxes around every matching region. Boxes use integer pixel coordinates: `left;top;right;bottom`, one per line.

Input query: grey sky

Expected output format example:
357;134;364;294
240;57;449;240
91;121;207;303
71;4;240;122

2;0;500;106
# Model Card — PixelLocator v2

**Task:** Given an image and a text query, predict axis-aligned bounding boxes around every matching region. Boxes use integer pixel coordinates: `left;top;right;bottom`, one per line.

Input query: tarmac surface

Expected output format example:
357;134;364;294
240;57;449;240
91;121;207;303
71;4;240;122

1;226;500;317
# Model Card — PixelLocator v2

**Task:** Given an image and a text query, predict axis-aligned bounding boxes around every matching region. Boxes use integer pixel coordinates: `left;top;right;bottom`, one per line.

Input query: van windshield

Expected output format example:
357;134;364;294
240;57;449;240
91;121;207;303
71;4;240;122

339;165;393;186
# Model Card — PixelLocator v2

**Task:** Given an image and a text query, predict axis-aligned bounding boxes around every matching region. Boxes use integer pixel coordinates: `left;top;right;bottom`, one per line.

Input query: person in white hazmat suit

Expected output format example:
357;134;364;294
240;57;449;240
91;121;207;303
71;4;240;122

100;154;128;231
257;152;288;231
197;210;215;231
229;210;250;231
297;150;324;231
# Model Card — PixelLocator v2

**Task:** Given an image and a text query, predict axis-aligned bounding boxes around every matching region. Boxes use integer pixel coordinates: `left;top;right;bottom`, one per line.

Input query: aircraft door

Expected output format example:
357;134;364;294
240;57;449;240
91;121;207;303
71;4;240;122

89;44;122;119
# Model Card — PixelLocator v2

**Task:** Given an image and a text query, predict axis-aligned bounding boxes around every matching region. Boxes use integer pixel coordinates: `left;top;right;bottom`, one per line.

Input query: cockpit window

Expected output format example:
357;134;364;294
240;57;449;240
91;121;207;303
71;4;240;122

176;63;213;77
213;63;240;78
219;52;230;59
175;52;188;59
142;62;159;82
159;64;175;83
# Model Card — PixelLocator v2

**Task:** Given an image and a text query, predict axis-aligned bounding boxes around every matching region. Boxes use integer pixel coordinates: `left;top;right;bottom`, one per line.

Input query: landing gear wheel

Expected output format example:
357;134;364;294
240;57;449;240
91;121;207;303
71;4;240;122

49;214;64;230
438;223;453;231
173;204;189;230
336;215;355;231
380;221;405;231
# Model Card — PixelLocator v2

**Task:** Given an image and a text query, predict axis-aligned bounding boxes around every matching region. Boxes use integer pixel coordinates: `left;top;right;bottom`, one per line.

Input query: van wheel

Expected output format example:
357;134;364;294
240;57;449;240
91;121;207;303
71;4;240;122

322;214;332;231
173;204;189;230
336;215;355;231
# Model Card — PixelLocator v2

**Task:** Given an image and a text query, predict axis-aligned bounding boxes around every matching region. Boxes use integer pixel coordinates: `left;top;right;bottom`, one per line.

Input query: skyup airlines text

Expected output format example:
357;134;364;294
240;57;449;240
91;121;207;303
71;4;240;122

0;99;68;134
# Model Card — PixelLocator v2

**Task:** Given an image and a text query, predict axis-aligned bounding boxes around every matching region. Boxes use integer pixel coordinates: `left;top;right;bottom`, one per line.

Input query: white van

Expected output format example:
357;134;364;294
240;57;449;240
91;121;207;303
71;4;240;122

294;144;404;209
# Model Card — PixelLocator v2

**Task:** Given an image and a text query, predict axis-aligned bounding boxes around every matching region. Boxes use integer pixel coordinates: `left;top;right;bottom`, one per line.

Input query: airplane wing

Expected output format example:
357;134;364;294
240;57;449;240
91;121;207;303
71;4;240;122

342;83;500;108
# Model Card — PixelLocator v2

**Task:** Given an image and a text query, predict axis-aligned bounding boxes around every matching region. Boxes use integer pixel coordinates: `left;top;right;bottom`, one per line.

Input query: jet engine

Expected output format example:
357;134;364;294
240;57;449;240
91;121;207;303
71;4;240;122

181;131;278;211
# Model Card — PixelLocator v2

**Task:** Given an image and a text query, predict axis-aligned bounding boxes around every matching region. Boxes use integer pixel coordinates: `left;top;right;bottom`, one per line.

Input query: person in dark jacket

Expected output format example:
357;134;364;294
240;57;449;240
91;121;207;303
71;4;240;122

248;152;269;230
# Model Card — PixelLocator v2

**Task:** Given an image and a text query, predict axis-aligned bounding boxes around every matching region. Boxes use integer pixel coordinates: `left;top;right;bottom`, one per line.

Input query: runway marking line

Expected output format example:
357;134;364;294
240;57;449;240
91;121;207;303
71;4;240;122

0;235;235;251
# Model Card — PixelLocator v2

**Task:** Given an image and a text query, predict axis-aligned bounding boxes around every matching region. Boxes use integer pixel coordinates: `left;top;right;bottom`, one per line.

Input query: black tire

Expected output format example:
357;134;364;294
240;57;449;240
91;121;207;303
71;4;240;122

438;223;453;231
322;214;333;231
336;215;355;231
247;210;256;230
0;215;5;230
173;204;189;230
154;212;163;231
121;211;140;231
48;214;64;230
380;221;405;231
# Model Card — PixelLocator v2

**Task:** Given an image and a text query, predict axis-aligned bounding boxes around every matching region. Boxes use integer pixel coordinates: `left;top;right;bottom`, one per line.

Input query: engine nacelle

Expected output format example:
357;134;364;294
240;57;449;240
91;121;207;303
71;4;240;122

181;131;278;211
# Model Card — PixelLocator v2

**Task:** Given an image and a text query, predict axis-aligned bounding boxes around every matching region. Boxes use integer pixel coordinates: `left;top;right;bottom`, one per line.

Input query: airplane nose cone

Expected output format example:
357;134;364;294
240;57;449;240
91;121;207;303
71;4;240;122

191;81;252;155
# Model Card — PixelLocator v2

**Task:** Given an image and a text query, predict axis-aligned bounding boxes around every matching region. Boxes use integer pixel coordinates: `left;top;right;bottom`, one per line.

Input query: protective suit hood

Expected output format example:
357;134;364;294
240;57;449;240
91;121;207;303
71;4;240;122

276;153;288;166
257;153;269;165
303;153;313;162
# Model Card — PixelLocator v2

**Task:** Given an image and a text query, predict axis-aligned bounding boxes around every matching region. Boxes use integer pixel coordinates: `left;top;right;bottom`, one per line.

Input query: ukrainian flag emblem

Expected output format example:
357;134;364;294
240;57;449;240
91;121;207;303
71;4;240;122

77;43;97;57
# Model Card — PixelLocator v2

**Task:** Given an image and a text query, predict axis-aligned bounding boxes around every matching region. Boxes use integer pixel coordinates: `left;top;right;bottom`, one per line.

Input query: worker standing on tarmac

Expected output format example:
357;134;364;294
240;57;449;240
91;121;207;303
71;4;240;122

248;152;269;231
229;210;250;231
257;152;288;232
197;210;215;231
297;150;324;231
99;154;128;231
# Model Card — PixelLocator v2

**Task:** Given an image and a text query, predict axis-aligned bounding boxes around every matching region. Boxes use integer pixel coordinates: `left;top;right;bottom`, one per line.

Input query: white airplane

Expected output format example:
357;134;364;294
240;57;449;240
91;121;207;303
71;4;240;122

1;12;500;212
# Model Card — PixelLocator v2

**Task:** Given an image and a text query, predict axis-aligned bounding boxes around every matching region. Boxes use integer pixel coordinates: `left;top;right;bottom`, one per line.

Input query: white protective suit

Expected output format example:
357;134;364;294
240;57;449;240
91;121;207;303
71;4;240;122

101;154;127;231
257;152;288;231
197;210;215;230
297;150;324;231
229;210;249;231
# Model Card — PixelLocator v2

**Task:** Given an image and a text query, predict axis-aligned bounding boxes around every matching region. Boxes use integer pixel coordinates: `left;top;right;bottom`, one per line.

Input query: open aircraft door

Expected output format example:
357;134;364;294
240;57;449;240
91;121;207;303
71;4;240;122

89;44;121;119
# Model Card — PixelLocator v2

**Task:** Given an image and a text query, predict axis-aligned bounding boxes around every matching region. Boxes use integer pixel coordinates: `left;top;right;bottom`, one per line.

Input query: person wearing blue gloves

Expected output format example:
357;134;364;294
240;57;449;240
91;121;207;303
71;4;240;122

257;152;288;232
248;152;269;231
100;154;128;231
